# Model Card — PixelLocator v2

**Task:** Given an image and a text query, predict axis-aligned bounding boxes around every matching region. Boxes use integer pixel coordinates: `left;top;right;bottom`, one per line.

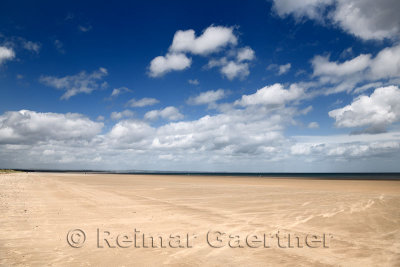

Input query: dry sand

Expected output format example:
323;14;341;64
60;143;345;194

1;172;399;266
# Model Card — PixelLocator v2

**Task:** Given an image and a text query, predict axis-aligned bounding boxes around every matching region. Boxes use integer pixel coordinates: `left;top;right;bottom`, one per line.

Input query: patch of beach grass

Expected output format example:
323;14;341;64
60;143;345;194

0;169;20;173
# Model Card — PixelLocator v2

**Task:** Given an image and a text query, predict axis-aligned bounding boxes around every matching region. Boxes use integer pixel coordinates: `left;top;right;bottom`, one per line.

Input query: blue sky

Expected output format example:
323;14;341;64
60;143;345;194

1;0;400;171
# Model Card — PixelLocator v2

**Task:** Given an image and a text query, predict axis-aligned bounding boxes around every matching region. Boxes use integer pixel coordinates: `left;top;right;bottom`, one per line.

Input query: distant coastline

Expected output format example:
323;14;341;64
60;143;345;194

6;169;400;180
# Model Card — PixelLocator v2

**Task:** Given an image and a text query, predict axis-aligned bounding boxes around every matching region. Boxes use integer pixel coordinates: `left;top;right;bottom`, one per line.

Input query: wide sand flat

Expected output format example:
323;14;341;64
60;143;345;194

1;172;399;266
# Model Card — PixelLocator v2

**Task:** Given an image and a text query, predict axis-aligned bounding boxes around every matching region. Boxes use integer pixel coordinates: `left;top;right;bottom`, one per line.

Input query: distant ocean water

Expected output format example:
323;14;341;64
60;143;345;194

15;169;400;180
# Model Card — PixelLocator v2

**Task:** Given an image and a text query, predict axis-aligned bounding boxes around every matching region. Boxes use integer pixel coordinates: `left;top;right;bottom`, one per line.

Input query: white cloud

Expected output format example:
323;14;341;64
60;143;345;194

110;110;134;120
151;111;286;156
272;0;334;21
0;36;41;58
0;46;15;65
220;61;250;80
111;87;131;97
312;54;371;77
3;105;398;171
332;0;400;40
291;140;400;160
369;44;400;80
169;26;237;55
267;63;292;75
187;89;226;105
311;44;400;94
290;132;400;165
353;82;383;94
207;47;255;80
127;97;159;107
188;79;199;85
235;83;304;107
149;53;191;77
308;122;319;128
40;68;108;99
0;110;103;145
22;41;41;53
107;120;155;147
278;63;291;75
237;47;255;62
329;86;400;133
4;82;377;171
145;106;183;121
272;0;400;40
207;57;228;69
96;115;105;121
149;25;254;79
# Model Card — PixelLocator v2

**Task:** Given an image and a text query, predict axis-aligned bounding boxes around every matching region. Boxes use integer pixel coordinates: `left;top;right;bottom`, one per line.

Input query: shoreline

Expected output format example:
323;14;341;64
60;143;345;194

6;169;400;180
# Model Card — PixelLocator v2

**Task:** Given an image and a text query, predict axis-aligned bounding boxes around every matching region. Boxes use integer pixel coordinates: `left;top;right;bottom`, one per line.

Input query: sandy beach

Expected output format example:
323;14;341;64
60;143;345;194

1;172;399;266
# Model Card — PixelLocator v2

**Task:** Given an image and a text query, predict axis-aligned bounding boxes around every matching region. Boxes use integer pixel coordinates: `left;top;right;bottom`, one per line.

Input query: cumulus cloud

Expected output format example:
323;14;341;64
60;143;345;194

187;89;226;106
235;83;304;107
311;44;400;94
308;122;319;128
329;86;400;133
0;110;103;145
149;53;191;77
0;83;326;170
151;111;286;156
220;61;250;80
272;0;334;21
112;88;296;157
237;47;255;62
312;54;371;77
0;46;15;65
278;63;291;75
96;115;105;121
145;106;184;121
149;25;254;79
208;53;254;80
149;25;236;77
127;97;159;107
0;35;41;57
9;82;400;170
169;26;237;55
40;68;108;99
369;45;400;80
272;0;400;41
353;82;383;94
207;57;227;69
332;0;400;40
110;110;134;120
267;63;291;75
290;132;400;167
107;120;155;147
2;105;399;171
291;140;400;160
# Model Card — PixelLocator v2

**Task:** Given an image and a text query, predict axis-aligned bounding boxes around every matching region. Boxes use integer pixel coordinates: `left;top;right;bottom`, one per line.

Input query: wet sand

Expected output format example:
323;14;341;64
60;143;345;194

1;172;399;266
